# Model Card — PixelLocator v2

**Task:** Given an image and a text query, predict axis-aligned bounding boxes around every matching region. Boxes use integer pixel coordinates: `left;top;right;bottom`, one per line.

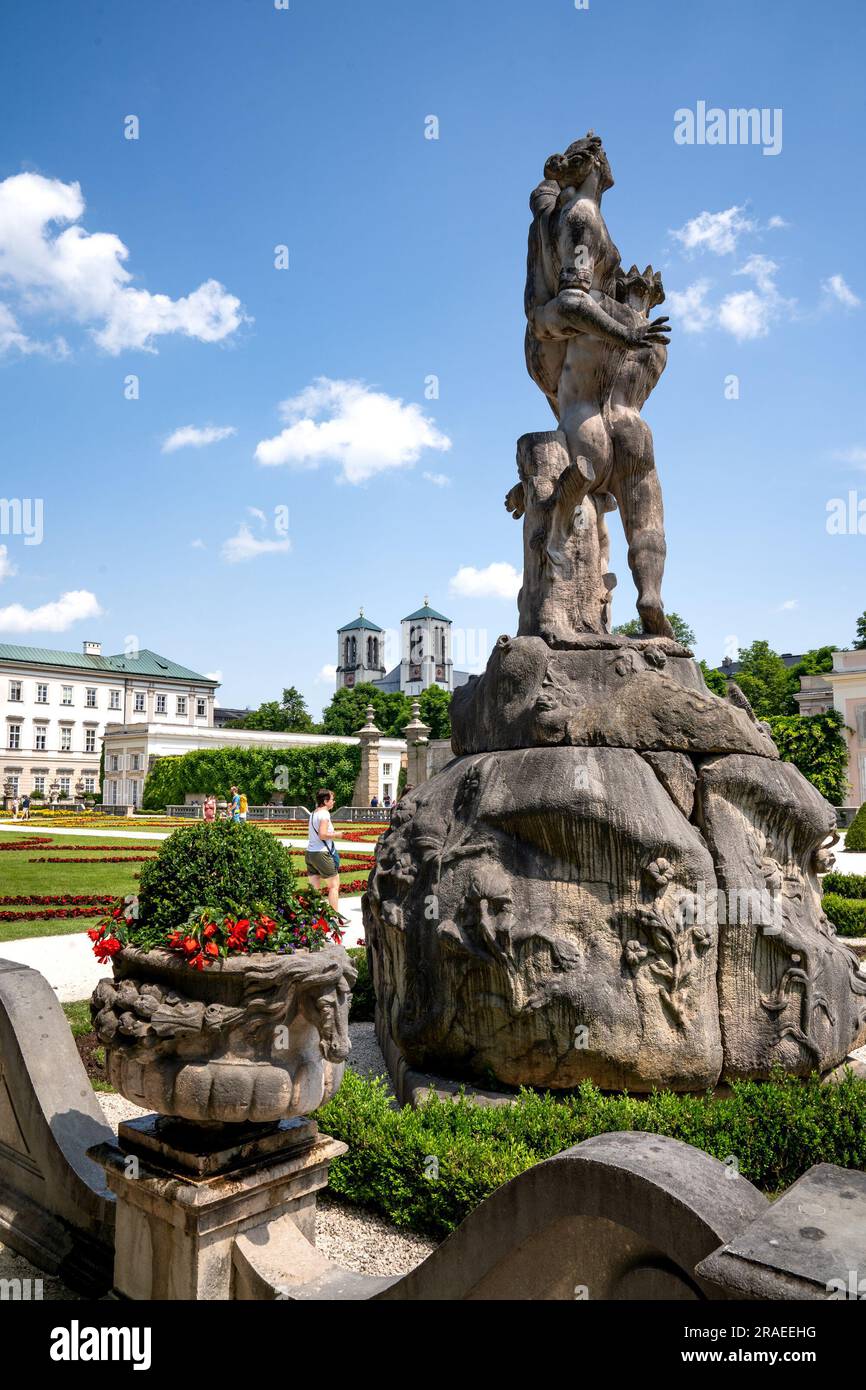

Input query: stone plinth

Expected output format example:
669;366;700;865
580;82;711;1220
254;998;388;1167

352;705;381;806
89;1123;346;1301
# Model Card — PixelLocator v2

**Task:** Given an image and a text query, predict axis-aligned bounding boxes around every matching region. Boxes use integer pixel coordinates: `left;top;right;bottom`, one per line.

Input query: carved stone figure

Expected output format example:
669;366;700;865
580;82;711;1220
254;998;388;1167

91;944;356;1122
364;133;866;1095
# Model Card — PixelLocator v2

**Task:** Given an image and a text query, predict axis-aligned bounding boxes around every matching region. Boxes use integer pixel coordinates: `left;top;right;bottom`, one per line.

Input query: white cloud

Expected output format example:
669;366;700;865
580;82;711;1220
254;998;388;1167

423;471;451;487
665;279;715;333
247;506;267;524
779;599;798;611
0;545;17;581
190;538;206;549
716;255;792;341
0;301;67;357
316;664;337;683
162;424;237;454
670;206;756;256
449;562;522;600
832;446;866;467
205;670;222;683
255;377;451;485
221;522;290;564
767;215;788;229
0;172;247;355
0;588;102;632
822;274;860;309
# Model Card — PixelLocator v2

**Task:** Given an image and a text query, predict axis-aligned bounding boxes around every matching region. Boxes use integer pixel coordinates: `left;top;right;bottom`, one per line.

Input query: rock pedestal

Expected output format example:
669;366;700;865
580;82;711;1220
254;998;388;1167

364;628;866;1094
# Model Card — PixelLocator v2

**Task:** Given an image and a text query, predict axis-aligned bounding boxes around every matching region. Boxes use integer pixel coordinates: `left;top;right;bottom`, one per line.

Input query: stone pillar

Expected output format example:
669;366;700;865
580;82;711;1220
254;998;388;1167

352;705;381;806
89;1118;346;1301
402;700;431;788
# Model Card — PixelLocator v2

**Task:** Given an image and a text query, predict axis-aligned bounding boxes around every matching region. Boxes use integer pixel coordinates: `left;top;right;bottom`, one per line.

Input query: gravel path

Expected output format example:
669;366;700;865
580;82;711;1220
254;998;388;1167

0;1021;434;1296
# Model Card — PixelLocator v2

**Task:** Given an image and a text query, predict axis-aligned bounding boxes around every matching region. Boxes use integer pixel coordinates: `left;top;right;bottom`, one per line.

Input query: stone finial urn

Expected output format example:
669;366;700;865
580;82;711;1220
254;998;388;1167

91;943;357;1124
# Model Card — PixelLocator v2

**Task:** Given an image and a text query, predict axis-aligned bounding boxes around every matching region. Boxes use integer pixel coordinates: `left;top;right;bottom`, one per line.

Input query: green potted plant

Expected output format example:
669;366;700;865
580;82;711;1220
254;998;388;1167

90;821;356;1123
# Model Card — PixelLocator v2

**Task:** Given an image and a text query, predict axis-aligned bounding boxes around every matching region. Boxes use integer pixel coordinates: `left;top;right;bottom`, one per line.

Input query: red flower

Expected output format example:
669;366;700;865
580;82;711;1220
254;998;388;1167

254;925;267;942
94;935;122;962
203;922;218;938
258;914;277;933
204;941;219;957
235;917;250;931
182;936;200;955
189;953;205;970
87;926;105;942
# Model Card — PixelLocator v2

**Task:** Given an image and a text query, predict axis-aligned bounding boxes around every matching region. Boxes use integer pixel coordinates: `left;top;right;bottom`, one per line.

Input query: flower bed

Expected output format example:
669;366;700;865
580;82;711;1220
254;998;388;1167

0;894;114;906
1;907;109;922
29;855;157;863
0;838;52;851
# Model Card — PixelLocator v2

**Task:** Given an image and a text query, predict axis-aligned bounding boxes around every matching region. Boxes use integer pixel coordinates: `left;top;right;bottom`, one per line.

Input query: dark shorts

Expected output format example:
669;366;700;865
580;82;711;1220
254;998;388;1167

305;850;338;879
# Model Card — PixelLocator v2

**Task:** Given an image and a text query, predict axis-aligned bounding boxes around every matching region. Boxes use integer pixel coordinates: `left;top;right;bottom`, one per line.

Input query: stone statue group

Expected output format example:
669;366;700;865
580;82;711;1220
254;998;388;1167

512;131;672;641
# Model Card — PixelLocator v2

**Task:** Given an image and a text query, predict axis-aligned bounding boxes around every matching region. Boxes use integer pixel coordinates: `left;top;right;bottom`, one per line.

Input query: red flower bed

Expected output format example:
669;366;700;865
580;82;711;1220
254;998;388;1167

0;838;52;850
0;907;106;921
0;894;115;906
28;855;157;863
338;878;369;895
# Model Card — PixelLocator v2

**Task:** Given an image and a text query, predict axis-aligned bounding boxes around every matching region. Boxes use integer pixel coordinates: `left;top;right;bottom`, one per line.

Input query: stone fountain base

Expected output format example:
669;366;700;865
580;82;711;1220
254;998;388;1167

364;636;866;1094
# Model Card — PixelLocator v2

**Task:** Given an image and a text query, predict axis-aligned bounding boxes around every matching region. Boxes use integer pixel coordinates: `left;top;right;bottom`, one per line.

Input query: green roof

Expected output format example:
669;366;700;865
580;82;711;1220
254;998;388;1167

0;645;219;683
337;615;383;633
403;604;450;622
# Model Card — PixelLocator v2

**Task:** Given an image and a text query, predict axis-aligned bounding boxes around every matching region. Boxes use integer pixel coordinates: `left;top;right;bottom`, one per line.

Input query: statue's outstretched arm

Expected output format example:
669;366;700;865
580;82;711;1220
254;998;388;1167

531;289;670;348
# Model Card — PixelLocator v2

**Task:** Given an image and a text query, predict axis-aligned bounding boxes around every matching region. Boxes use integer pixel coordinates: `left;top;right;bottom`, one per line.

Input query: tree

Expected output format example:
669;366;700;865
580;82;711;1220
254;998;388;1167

612;611;696;649
765;709;850;805
729;641;795;719
699;660;728;697
228;686;315;733
417;685;452;740
854;611;866;650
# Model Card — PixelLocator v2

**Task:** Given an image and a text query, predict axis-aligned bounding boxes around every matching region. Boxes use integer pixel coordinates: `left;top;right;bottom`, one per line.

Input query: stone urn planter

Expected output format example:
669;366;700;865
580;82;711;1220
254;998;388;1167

91;942;357;1124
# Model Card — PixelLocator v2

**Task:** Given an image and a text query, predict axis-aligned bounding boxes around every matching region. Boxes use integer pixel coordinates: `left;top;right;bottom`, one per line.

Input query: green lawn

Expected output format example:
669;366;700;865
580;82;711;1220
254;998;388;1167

0;829;371;942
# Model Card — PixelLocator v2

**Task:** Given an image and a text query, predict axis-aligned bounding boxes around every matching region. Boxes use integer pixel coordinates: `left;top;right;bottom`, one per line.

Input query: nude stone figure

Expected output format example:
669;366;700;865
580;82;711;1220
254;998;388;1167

522;132;673;636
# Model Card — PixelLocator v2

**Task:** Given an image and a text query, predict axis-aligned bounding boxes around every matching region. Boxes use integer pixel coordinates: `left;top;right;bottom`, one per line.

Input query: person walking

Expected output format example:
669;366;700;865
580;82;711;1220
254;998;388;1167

229;786;241;823
203;794;216;823
238;790;249;822
305;788;341;912
20;793;30;820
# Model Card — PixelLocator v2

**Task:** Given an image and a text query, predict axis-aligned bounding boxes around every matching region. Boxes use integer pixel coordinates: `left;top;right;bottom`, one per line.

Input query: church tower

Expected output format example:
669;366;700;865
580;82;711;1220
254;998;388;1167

336;610;386;689
400;597;453;695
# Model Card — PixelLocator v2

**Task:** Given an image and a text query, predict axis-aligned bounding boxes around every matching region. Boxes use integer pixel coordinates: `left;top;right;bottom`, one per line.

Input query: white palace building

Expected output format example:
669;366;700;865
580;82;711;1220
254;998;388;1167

0;640;218;806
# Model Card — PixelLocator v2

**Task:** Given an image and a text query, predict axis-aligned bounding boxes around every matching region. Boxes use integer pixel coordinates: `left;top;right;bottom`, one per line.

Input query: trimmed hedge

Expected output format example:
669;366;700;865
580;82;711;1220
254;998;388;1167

142;743;361;812
822;893;866;938
316;1069;866;1240
823;871;866;899
845;803;866;853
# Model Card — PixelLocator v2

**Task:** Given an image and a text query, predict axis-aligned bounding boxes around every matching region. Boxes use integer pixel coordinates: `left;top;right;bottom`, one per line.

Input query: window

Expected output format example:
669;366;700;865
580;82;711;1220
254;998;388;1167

131;753;140;771
35;726;47;751
109;689;121;711
8;681;22;701
130;780;140;807
33;774;45;795
196;698;207;718
85;729;96;753
60;727;72;752
8;724;21;750
83;776;96;793
61;686;73;705
36;683;48;704
85;687;97;708
176;696;187;716
109;754;119;771
858;708;866;742
7;775;18;796
133;692;145;713
156;694;166;714
383;763;392;776
59;776;71;797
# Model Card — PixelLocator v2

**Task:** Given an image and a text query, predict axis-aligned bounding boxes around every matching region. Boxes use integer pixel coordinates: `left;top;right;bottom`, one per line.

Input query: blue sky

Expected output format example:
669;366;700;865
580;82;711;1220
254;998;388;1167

1;0;864;715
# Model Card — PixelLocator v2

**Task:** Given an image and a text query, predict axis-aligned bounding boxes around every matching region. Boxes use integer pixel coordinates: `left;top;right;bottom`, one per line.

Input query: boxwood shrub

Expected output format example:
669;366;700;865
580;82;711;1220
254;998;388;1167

845;804;866;852
824;871;866;899
136;820;297;937
316;1068;866;1240
822;893;866;938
